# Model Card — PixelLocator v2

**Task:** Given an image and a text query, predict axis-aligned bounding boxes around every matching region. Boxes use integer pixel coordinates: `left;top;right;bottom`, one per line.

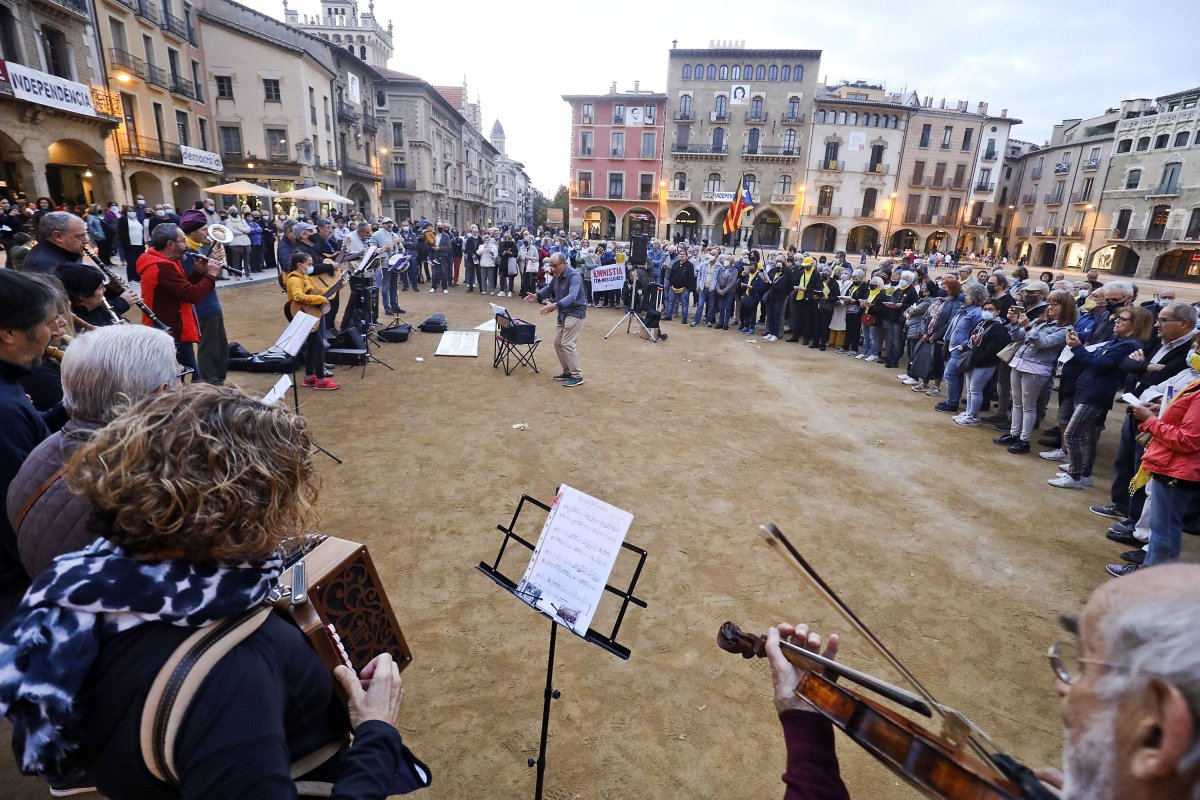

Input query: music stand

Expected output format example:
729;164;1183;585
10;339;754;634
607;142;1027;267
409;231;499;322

477;493;648;800
265;314;342;464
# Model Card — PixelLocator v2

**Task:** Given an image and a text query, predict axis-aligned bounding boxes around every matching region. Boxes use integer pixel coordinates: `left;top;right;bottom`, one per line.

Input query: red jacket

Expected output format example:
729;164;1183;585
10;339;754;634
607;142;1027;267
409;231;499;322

1139;379;1200;483
136;248;215;343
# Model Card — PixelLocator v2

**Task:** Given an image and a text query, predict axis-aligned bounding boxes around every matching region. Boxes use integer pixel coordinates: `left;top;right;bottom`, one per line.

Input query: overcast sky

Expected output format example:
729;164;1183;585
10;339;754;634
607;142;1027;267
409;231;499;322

283;0;1198;196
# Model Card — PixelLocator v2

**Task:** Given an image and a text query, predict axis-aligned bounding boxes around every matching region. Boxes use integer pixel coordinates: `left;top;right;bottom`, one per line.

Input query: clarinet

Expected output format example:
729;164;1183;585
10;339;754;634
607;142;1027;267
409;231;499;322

100;295;123;326
82;246;172;334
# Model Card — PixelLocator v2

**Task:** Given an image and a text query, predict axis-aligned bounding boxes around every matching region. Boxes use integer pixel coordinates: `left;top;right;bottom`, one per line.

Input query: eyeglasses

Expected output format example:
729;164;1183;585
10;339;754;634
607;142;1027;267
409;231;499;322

1115;315;1134;322
1156;316;1180;324
176;366;194;384
1047;641;1120;685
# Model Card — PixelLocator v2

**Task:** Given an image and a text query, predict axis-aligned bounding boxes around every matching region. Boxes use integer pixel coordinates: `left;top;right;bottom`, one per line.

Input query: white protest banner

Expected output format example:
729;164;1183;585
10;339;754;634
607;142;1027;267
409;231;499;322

516;485;633;637
181;145;223;172
1;60;96;117
589;264;625;293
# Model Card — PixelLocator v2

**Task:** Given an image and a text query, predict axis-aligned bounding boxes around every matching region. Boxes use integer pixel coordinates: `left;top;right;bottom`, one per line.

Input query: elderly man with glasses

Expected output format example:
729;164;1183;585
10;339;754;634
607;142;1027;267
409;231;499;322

761;563;1200;799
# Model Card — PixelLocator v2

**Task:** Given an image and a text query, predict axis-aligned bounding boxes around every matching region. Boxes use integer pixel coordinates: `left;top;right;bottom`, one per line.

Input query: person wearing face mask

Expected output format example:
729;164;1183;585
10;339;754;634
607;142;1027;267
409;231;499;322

762;259;792;341
881;271;918;369
994;289;1073;454
953;299;1014;425
145;205;169;236
838;270;869;355
116;205;147;283
808;265;840;351
518;235;541;298
827;269;852;350
784;256;818;344
223;209;252;280
737;259;768;336
477;234;498;295
857;277;888;361
692;251;721;328
713;257;738;330
201;200;219;227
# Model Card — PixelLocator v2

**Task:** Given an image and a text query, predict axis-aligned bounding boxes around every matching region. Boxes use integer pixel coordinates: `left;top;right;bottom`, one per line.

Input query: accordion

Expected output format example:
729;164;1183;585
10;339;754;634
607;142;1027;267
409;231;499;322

279;534;413;675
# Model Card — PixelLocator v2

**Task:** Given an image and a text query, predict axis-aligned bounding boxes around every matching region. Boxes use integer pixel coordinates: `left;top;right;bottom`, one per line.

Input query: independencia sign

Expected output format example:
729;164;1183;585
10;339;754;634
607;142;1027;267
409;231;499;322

1;60;96;117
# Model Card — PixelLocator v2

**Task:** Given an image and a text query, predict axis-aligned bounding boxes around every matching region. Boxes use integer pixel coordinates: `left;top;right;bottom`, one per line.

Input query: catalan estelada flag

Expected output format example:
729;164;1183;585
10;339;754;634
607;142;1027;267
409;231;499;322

722;174;755;235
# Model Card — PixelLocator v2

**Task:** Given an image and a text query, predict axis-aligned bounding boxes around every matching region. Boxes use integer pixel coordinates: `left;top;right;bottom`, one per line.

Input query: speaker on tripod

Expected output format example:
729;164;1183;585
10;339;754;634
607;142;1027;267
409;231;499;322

629;232;649;266
340;275;379;332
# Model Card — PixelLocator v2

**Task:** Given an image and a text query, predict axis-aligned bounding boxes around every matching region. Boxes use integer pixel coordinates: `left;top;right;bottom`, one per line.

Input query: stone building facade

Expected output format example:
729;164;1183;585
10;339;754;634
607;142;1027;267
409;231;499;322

0;0;122;206
661;43;822;247
1092;89;1200;281
563;84;666;240
95;0;222;209
490;120;531;230
1002;111;1116;270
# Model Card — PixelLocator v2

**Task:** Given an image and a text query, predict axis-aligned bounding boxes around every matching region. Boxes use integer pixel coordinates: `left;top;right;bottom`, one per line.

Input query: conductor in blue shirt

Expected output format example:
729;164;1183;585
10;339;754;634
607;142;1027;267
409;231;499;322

526;252;587;387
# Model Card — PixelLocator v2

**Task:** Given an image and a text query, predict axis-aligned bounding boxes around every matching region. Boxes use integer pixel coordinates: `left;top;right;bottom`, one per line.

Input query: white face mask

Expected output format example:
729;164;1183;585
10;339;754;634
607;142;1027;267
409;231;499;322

981;310;995;321
898;279;910;288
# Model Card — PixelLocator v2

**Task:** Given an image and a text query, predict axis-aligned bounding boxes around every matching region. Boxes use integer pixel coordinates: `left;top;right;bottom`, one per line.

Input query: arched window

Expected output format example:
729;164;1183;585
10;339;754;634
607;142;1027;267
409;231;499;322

837;111;846;124
719;65;729;80
849;112;858;125
768;65;778;81
783;129;798;152
872;113;880;127
787;96;800;119
674;172;687;190
706;172;722;192
715;95;728;117
682;64;692;80
755;65;766;81
707;64;717;80
712;127;725;150
891;115;898;128
747;128;760;152
781;66;791;81
744;173;757;195
679;94;691;116
776;174;793;194
793;65;803;80
359;45;366;59
743;63;752;78
731;65;741;80
695;63;703;77
815;109;825;124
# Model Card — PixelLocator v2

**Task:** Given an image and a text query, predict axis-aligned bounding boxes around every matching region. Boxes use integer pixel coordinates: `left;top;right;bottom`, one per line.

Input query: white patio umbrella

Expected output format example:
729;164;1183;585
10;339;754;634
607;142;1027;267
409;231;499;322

279;186;354;205
203;180;279;197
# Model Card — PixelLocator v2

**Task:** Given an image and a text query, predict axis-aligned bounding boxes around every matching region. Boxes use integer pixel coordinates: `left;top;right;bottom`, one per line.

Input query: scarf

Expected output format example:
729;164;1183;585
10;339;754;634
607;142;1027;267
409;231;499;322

794;267;816;300
744;268;762;297
0;538;281;775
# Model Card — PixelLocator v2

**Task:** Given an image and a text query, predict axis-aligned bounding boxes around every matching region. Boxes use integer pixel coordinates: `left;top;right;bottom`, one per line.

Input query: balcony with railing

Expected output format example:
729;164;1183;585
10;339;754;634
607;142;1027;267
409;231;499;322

342;159;382;180
1082;158;1101;171
1030;167;1043;179
362;114;378;134
919;214;943;225
1043;192;1064;204
1147;183;1181;198
855;208;886;220
903;214;921;224
818;159;844;171
144;63;169;89
909;176;928;187
973;181;995;192
1108;227;1128;240
1070;191;1091;204
982;150;998;161
108;48;145;79
1054;163;1071;174
744;111;768;123
671;144;728;156
1127;228;1180;242
673;109;693;121
863;163;890;175
160;9;187;39
385;178;417;191
134;0;160;25
336;101;359;124
637;191;658;202
1021;193;1036;205
1015;226;1031;237
1062;227;1085;238
807;206;841;217
780;112;805;125
665;189;691;201
743;145;801;158
36;0;89;15
710;110;730;122
169;74;195;99
117;133;182;164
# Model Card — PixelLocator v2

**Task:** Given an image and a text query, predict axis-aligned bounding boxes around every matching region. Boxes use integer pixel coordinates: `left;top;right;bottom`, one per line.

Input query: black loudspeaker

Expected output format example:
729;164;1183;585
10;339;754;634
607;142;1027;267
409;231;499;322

340;277;378;331
332;327;366;350
629;232;649;266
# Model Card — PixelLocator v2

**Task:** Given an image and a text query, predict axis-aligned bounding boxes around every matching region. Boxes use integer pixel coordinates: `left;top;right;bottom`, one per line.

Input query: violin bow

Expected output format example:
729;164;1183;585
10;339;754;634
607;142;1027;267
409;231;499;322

759;522;1005;778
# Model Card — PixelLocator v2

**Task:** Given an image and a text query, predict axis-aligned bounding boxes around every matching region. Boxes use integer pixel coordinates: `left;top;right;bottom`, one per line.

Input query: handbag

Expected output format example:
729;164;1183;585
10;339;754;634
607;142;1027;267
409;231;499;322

817;299;836;313
996;341;1020;364
861;311;875;327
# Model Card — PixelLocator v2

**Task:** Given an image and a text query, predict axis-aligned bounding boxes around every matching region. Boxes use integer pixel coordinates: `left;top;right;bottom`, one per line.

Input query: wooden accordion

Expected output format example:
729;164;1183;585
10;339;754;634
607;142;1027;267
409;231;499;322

278;534;413;675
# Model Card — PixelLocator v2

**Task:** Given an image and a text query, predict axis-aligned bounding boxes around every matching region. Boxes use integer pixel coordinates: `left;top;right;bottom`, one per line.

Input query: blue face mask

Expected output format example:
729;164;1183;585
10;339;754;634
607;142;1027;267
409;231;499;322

981;310;996;321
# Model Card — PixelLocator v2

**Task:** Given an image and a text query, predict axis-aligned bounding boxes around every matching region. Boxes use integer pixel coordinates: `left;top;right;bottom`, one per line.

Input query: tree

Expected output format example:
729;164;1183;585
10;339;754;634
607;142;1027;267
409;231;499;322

533;185;569;231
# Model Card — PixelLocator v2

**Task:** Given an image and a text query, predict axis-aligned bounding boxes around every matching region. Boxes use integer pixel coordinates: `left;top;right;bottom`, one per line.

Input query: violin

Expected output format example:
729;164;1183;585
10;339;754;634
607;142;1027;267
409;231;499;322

718;524;1056;800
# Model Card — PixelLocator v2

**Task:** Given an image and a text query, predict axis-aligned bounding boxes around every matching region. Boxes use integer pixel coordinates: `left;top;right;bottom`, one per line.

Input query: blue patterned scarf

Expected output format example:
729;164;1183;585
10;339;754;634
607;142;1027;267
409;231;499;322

0;538;280;774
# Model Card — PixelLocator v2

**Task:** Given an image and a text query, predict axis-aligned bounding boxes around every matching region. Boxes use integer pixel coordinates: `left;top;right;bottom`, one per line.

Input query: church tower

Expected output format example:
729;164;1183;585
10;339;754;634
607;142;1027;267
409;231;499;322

490;120;506;156
285;0;393;68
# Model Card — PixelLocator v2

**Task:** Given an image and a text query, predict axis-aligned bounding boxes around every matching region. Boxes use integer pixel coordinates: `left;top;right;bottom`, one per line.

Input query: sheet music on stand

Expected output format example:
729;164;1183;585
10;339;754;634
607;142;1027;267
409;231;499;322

261;374;292;405
489;302;514;323
351;244;378;273
269;312;316;358
516;485;633;637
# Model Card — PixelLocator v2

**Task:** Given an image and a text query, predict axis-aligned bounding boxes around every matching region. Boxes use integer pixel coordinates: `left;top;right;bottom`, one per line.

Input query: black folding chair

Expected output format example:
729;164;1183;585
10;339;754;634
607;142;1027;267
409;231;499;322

493;312;540;376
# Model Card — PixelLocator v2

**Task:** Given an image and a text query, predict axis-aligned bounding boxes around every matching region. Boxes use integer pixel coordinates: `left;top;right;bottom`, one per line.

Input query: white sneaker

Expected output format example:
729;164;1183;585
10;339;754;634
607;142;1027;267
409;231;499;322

855;353;866;359
1048;475;1089;489
1055;472;1094;486
444;289;450;294
1039;448;1067;461
954;414;980;426
1059;462;1071;472
901;377;918;385
865;355;879;362
897;373;910;381
429;288;435;293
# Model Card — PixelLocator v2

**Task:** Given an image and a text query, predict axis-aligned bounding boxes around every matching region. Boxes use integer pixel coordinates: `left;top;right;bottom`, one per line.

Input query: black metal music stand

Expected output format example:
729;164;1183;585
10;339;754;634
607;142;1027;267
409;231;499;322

477;494;648;800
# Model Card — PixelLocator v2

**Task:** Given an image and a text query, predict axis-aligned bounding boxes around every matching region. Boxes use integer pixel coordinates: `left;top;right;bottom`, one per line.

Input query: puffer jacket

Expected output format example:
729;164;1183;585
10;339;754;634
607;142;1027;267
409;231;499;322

6;419;100;579
136;248;215;343
1139;378;1200;482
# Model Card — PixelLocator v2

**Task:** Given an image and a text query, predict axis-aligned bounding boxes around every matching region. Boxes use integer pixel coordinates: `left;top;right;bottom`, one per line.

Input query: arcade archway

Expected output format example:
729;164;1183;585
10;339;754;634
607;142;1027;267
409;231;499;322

128;170;165;205
925;230;949;253
754;208;782;248
1063;242;1086;270
1036;242;1057;268
1154;249;1200;281
889;228;918;252
623;207;655;238
801;222;836;253
670;206;699;244
47;138;112;207
846;225;878;254
1090;244;1139;275
172;176;202;211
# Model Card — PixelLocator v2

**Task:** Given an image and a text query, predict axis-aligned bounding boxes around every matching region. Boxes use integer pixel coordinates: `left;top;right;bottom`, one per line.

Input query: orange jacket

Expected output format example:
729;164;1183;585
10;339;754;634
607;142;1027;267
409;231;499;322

1139;380;1200;483
136;248;215;343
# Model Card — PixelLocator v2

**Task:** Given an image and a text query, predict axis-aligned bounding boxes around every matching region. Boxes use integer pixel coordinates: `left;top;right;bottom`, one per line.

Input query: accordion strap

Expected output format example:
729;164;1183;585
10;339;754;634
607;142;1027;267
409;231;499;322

139;605;344;786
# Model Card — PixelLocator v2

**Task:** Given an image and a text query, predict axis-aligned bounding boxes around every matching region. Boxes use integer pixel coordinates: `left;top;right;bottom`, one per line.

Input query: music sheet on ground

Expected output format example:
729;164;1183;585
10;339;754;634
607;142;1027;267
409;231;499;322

516;485;633;638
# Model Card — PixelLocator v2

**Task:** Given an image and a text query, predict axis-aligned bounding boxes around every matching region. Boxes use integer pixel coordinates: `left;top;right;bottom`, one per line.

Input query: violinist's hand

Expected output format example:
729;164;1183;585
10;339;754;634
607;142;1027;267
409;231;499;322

1032;766;1064;798
765;623;839;715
